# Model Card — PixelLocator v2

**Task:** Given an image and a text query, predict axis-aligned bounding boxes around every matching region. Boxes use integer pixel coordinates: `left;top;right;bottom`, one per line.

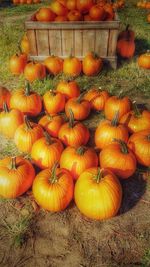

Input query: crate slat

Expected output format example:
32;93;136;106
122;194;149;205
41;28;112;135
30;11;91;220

49;29;62;56
83;30;95;55
74;29;83;57
108;29;118;56
27;29;37;56
36;30;49;56
95;29;109;57
61;30;74;57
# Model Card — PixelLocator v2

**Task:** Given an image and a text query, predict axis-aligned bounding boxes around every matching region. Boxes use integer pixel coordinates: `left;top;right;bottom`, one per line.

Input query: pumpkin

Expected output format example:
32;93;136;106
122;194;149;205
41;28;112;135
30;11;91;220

38;114;64;138
24;62;46;82
60;146;98;180
117;39;135;58
32;164;74;211
66;0;77;10
43;90;65;115
104;95;131;121
76;0;93;13
104;4;114;20
21;34;30;55
9;53;27;75
138;51;150;69
55;15;68;21
31;133;64;169
65;94;91;120
0;103;23;138
83;87;109;111
67;10;83;21
44;56;63;75
14;116;44;153
63;56;82;76
128;130;150;167
84;14;93;20
82;52;103;76
10;82;42;117
95;111;129;149
99;139;137;179
89;5;106;20
120;101;150;133
118;24;135;41
58;109;90;147
35;7;56;21
0;86;11;109
56;80;80;99
74;167;122;220
0;157;35;198
50;0;68;16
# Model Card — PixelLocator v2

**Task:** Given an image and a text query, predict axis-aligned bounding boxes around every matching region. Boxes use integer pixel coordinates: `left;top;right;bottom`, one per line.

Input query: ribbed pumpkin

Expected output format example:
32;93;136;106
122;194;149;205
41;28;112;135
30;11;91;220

138;51;150;69
128;130;150;167
32;164;74;212
120;102;150;133
65;94;91;121
118;24;135;41
60;146;98;180
95;111;129;149
38;114;64;138
44;55;63;75
56;80;80;99
83;88;109;111
82;52;103;76
0;157;35;198
117;39;135;58
9;53;27;75
0;103;23;138
0;86;11;109
31;133;64;169
63;56;82;76
10;82;42;117
99;139;137;179
14;116;44;153
58;109;90;147
74;168;122;220
43;90;65;115
24;62;46;82
104;95;131;121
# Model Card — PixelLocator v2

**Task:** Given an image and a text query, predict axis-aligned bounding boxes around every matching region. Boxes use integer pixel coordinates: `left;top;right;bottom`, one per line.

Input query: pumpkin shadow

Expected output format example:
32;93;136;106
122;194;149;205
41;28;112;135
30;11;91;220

135;38;150;55
119;171;146;214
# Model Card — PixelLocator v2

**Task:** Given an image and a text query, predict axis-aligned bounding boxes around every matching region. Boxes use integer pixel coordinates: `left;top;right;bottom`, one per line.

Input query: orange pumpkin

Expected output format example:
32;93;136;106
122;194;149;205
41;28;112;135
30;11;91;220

74;167;122;220
0;103;23;138
36;7;56;22
104;95;131;121
104;4;114;20
118;25;135;41
44;56;63;75
55;15;68;21
24;62;46;82
14;116;44;153
0;157;35;198
128;130;150;167
84;14;93;20
82;52;103;76
56;80;80;99
138;51;150;69
63;56;82;76
0;86;11;109
43;90;65;115
83;88;109;111
50;0;68;16
95;111;129;149
99;140;137;179
58;109;90;147
67;9;83;21
117;39;135;58
76;0;94;14
10;82;42;117
9;53;27;75
65;94;91;120
89;4;106;20
32;164;74;211
21;34;30;55
38;114;64;138
66;0;76;10
31;133;64;169
60;146;98;180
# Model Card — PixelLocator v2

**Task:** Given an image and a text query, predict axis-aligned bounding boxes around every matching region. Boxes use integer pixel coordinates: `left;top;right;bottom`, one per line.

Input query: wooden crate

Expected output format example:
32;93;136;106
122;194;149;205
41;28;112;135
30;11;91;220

25;14;120;69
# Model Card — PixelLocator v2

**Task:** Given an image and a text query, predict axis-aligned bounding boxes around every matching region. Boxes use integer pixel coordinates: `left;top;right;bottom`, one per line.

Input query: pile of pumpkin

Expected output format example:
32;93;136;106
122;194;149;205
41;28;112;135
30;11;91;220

136;1;150;23
12;0;40;4
0;80;150;221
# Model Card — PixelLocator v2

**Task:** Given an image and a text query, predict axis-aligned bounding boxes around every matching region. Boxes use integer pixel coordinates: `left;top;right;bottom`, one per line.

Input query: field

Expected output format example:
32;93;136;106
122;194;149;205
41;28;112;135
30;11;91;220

0;0;150;266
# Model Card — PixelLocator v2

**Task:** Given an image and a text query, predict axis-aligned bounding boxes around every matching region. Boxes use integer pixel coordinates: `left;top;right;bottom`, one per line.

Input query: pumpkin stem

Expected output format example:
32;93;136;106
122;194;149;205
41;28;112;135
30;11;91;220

44;131;53;145
132;101;141;117
94;168;103;184
25;81;31;96
76;146;86;155
24;115;32;130
50;162;59;184
49;89;55;96
76;92;85;103
11;157;17;170
126;24;130;31
111;111;119;127
3;102;9;113
68;109;75;128
113;138;129;154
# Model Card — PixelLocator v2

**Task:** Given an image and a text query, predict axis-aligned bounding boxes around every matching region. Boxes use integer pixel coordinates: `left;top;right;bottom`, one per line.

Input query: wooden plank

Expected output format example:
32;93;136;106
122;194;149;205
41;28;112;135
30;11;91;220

83;30;95;55
108;29;118;56
61;30;74;57
26;29;37;56
49;29;62;56
95;29;109;57
74;29;83;58
36;30;49;56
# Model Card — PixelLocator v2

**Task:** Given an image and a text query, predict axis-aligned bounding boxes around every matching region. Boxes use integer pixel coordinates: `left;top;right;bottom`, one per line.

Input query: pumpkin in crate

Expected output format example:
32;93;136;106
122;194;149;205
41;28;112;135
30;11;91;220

74;167;122;220
38;114;64;138
66;0;77;10
14;116;44;153
128;130;150;167
44;56;63;75
58;109;90;147
43;90;65;115
35;7;56;22
24;61;46;82
82;52;103;76
9;53;27;75
60;146;98;180
83;87;109;111
77;0;94;14
95;111;129;149
50;0;68;16
0;157;35;198
0;86;11;109
67;10;83;21
89;4;106;21
56;80;80;99
10;82;42;117
0;103;23;138
31;133;64;169
99;139;137;179
32;164;74;212
63;56;82;76
55;15;68;21
138;51;150;69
